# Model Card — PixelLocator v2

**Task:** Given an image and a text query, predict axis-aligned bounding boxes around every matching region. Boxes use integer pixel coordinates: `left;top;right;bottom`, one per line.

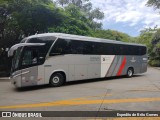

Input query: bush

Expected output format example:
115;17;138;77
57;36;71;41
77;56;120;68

148;60;160;67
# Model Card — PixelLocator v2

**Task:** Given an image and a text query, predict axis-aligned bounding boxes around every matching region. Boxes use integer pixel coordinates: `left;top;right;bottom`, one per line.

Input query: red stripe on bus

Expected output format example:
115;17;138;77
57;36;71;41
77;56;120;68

117;56;126;76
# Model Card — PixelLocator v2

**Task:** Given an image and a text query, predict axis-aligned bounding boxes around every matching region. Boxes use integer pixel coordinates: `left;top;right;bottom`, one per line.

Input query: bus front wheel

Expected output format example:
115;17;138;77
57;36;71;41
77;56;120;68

49;73;65;87
126;68;134;78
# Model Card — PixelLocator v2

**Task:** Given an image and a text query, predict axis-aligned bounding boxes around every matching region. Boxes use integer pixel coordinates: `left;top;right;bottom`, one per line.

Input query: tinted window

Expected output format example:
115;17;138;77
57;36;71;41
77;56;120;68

50;39;147;56
50;39;70;55
27;36;55;57
93;43;115;55
105;43;115;55
90;42;101;55
67;40;83;54
139;46;147;55
122;45;130;55
128;46;139;55
83;42;115;55
50;39;86;55
83;41;94;54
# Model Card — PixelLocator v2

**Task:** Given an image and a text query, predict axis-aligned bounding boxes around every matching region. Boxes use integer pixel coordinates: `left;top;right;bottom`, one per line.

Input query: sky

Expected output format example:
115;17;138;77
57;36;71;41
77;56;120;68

91;0;160;37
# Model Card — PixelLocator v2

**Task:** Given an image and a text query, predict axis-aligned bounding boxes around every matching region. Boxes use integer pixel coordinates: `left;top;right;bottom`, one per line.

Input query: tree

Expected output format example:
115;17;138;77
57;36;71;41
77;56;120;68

56;0;104;29
136;29;154;53
92;29;132;42
56;0;69;7
88;8;104;20
0;0;61;47
148;29;160;66
146;0;160;66
147;0;160;10
48;14;92;36
0;0;95;48
57;0;91;10
0;1;10;48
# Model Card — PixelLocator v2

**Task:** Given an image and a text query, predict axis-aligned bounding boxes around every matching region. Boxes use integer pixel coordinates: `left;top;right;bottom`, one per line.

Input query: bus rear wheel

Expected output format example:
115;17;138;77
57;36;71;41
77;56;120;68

49;73;64;87
126;68;134;78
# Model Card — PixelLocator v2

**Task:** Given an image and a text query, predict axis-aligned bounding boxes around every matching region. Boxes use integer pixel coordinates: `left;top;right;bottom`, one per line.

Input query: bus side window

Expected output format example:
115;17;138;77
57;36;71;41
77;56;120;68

83;41;94;54
69;40;84;54
50;39;68;56
22;50;32;66
21;48;38;67
139;46;147;55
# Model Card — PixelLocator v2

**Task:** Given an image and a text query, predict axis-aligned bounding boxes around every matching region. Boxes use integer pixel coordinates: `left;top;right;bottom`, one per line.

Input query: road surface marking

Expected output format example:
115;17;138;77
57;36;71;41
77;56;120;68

0;97;160;109
69;94;112;101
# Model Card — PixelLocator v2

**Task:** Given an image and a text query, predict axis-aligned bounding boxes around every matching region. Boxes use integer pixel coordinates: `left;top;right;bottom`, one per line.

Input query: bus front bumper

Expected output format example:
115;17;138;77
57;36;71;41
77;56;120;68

10;74;22;88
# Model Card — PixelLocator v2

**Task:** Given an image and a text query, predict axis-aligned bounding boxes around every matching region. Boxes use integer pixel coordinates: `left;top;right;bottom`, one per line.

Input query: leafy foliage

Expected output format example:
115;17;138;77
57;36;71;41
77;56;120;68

0;0;130;49
136;29;154;53
149;29;160;62
148;59;160;67
91;29;133;42
0;0;58;48
56;0;104;29
147;0;160;10
145;0;160;66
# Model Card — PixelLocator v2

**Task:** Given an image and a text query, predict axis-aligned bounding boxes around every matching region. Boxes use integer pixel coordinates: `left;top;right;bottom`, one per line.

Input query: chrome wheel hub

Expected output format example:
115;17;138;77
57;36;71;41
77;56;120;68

52;76;59;83
128;70;132;76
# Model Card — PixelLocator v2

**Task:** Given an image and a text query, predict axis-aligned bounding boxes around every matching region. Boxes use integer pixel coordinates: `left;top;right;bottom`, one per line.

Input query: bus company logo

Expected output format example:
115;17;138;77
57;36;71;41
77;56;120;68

2;112;11;117
90;57;100;61
130;57;136;63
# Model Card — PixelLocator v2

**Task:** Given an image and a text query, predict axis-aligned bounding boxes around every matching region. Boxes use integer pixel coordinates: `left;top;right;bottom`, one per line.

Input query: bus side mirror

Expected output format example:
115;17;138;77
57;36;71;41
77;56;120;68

39;57;44;59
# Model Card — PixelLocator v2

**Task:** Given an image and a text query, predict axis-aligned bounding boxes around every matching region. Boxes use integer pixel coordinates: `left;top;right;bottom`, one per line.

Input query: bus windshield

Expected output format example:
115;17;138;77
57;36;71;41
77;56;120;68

12;46;44;72
11;36;56;72
12;47;23;72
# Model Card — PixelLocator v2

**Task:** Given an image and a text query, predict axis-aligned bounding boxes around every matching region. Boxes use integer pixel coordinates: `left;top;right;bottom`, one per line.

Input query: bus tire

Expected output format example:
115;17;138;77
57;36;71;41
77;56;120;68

126;68;134;78
49;73;64;87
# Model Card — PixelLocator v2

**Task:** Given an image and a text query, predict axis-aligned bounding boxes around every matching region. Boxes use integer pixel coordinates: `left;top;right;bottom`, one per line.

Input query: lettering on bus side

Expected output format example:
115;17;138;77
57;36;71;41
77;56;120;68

90;57;100;61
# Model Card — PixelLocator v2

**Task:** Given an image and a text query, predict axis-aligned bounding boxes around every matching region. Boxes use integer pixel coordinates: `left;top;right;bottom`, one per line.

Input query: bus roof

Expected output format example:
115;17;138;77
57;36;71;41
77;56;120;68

26;33;145;47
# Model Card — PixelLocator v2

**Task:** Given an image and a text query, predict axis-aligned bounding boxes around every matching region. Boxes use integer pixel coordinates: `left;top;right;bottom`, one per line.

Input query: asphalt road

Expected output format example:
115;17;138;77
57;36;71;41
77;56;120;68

0;67;160;120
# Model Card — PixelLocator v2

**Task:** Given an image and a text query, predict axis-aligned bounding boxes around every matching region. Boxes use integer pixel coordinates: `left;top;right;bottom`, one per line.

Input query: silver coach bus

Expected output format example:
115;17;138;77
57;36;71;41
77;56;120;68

8;33;147;88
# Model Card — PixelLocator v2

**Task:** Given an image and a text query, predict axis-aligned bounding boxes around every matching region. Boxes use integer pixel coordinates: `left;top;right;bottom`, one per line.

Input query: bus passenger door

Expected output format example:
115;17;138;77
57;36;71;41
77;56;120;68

21;47;38;87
